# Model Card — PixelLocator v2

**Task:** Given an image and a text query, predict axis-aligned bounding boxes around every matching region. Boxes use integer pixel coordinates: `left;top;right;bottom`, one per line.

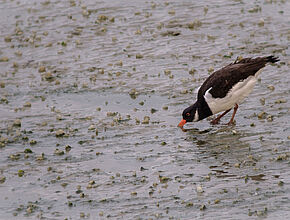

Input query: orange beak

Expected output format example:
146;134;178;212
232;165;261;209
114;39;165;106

178;119;187;131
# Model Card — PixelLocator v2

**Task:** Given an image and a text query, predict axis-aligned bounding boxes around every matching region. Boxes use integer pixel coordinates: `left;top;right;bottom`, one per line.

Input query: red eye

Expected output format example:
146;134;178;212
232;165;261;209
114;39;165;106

186;113;190;117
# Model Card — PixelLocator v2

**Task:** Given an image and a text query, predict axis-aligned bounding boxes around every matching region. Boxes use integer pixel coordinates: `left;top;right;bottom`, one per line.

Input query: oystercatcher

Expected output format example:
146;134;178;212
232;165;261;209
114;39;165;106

178;55;279;131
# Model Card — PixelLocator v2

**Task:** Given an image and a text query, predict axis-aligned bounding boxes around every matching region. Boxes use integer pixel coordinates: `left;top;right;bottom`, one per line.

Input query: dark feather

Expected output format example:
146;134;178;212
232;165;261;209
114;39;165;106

198;56;279;99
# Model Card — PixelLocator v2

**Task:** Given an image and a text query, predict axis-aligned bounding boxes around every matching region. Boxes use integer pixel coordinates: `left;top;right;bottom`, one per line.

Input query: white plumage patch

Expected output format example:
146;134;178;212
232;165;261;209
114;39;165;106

193;111;199;122
204;69;263;114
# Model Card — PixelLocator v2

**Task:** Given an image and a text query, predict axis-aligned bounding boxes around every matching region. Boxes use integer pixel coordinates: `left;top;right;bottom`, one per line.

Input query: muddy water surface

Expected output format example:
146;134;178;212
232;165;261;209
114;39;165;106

0;0;289;219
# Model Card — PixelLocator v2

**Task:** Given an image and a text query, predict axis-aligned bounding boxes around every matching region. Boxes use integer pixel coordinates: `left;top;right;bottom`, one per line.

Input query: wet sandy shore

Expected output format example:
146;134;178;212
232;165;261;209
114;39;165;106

0;0;289;219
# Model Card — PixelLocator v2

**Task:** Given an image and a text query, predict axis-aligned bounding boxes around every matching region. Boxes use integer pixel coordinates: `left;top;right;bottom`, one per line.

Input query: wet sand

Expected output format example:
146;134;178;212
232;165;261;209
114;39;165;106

0;0;289;219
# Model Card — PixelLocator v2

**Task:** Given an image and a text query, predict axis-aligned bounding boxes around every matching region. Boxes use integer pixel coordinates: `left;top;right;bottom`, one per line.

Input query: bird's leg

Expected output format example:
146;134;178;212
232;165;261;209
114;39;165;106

210;109;231;125
227;104;238;125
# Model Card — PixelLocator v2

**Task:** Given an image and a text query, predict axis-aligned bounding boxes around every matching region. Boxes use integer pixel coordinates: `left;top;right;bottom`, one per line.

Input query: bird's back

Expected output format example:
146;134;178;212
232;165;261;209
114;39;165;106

197;56;279;100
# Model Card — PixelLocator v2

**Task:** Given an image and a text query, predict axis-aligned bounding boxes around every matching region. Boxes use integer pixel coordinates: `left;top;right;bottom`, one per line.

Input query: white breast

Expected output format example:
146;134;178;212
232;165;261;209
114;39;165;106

204;70;262;114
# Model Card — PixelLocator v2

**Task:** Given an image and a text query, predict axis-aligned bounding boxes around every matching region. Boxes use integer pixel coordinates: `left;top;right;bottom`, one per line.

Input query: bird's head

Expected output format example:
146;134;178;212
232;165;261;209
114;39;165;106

178;104;199;131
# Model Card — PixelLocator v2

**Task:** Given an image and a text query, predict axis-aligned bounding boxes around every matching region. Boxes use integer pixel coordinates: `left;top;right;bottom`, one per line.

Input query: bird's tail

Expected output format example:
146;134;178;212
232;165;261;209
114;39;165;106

266;55;279;63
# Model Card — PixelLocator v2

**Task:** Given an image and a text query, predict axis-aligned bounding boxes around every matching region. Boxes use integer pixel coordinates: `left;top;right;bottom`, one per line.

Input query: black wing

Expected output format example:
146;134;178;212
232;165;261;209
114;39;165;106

197;56;279;100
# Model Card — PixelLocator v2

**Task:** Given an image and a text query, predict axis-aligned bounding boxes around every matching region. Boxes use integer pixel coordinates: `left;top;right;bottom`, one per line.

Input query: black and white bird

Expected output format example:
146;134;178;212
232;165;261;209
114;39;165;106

178;55;279;131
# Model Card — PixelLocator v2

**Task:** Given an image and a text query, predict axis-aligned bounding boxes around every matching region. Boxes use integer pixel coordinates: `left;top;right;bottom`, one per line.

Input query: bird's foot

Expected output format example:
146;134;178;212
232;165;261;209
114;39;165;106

226;120;236;126
210;118;220;125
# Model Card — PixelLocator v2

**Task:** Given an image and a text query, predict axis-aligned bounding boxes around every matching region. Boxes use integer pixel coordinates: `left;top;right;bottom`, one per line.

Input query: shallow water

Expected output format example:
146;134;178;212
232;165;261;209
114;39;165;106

0;0;289;219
